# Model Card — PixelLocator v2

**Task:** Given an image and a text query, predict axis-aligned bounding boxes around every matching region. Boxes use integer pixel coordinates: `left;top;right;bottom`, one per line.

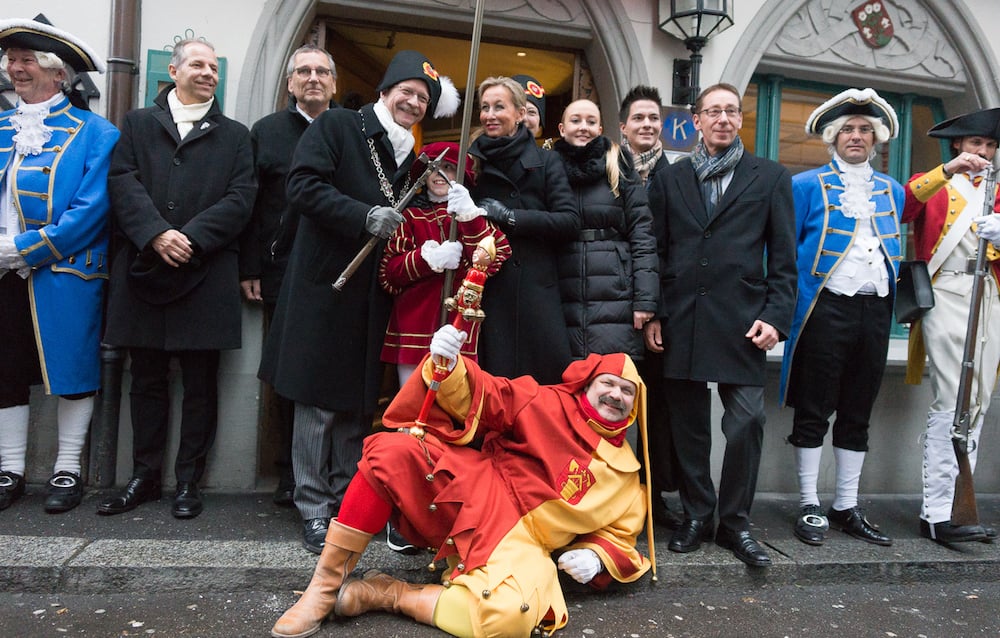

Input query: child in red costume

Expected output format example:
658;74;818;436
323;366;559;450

379;141;510;385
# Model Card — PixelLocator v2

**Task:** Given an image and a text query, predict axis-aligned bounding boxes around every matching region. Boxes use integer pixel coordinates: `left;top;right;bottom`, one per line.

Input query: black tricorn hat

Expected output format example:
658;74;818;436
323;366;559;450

512;74;546;122
127;248;208;305
805;88;898;138
928;107;1000;141
0;18;105;73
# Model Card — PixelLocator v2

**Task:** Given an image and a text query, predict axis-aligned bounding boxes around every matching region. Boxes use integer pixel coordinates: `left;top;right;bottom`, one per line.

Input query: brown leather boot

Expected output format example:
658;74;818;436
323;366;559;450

335;569;444;625
271;520;373;638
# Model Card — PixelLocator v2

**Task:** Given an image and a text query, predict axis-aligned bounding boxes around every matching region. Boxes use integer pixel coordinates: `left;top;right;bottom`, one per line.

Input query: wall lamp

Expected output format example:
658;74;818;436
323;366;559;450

658;0;734;106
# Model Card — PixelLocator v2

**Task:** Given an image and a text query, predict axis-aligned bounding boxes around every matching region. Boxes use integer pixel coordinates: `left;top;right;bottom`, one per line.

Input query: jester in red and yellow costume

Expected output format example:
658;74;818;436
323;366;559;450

271;326;654;638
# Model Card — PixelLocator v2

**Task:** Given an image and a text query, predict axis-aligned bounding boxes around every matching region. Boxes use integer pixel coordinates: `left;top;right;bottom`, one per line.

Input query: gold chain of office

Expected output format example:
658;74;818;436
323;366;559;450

360;110;410;207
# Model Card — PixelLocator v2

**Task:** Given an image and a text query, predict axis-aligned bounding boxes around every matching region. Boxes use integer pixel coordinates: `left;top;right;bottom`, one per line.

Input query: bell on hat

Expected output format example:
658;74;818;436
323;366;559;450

927;107;1000;141
0;18;105;73
376;50;459;119
805;88;898;138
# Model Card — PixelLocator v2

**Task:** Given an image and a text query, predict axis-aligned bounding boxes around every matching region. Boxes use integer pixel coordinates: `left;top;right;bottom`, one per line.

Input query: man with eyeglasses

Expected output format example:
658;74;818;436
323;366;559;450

780;88;904;549
644;83;796;568
259;49;459;555
238;45;338;516
903;107;1000;544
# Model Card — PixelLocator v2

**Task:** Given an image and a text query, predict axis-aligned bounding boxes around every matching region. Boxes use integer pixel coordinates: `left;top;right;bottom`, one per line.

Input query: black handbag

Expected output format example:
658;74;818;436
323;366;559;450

895;260;935;324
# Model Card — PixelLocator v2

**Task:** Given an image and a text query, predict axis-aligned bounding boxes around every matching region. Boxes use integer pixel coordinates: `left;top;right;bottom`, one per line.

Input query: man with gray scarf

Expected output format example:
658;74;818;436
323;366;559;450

644;83;796;567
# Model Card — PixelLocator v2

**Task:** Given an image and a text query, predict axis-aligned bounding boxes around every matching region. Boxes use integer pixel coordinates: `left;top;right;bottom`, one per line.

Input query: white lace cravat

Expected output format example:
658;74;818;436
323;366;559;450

10;93;64;156
833;153;876;219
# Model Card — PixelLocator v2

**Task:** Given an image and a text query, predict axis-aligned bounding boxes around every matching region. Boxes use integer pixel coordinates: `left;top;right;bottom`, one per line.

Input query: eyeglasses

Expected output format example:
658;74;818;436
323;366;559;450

839;125;875;135
698;108;741;119
293;66;333;78
395;86;430;106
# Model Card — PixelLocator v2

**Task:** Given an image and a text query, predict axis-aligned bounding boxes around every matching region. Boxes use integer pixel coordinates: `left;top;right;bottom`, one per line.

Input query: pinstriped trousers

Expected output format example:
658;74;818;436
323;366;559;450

291;402;371;520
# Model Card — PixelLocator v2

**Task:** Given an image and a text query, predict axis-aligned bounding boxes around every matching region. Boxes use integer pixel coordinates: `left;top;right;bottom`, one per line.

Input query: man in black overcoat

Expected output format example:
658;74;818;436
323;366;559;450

238;44;338;507
100;39;256;519
258;50;459;554
644;83;796;567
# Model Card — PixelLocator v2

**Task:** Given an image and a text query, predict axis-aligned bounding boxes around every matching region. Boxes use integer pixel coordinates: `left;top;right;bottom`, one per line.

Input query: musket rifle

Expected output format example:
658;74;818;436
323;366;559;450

950;163;998;526
332;149;450;292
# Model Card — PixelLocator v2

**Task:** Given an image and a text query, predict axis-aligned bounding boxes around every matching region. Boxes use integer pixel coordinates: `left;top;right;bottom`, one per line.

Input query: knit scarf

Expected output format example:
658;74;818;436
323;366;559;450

374;98;415;166
690;136;744;216
625;139;663;185
167;89;213;139
554;136;610;187
471;125;532;173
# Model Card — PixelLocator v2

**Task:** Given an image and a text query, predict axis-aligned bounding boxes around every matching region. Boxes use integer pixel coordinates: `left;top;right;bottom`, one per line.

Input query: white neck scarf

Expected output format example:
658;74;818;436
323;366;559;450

374;98;414;166
833;152;876;219
167;88;213;139
11;92;64;156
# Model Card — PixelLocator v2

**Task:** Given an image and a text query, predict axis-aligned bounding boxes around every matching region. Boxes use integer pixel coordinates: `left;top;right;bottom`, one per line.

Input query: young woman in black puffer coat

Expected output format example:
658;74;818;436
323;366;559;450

553;99;659;359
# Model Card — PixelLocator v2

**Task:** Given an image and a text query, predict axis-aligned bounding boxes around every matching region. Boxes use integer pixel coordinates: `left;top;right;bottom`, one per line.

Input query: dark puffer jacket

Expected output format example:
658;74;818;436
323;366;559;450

554;137;659;358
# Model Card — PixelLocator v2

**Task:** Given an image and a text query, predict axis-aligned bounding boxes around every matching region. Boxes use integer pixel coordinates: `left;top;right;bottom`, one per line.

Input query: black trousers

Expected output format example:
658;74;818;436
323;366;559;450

787;290;891;452
663;378;765;532
262;302;294;474
0;272;41;406
128;348;221;483
639;351;679;495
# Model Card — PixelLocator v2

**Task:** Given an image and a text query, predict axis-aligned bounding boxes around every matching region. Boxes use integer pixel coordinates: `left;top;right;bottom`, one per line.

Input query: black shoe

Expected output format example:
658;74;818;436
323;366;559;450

303;517;330;555
919;519;987;543
793;504;828;546
668;519;714;553
97;476;161;515
0;471;26;511
981;526;997;544
386;523;420;555
651;496;684;530
172;482;203;519
827;506;892;546
715;528;771;567
44;471;83;513
272;472;295;507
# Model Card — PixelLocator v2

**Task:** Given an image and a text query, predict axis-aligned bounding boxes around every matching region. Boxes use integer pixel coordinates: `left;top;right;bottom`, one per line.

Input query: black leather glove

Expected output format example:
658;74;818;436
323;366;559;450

480;198;516;229
365;205;404;238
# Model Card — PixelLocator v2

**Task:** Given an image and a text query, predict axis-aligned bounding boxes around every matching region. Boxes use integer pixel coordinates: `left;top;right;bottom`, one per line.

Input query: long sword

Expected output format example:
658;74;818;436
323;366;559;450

438;0;486;325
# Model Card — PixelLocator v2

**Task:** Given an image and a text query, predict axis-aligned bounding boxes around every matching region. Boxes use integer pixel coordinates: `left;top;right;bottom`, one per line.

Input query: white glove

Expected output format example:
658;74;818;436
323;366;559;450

0;236;28;270
974;215;1000;244
447;183;486;223
557;549;603;584
429;324;467;371
420;240;462;272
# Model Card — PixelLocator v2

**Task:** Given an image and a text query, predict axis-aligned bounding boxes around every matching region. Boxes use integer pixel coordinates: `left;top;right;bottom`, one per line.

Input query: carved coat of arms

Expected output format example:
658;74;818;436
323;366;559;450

852;1;895;48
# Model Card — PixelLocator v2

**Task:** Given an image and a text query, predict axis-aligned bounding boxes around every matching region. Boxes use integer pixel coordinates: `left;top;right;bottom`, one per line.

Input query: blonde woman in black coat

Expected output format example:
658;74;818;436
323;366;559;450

466;76;578;385
553;99;658;359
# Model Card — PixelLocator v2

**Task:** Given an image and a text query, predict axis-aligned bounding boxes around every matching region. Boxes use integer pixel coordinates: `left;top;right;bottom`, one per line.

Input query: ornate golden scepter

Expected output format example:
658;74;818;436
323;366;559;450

410;236;496;438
